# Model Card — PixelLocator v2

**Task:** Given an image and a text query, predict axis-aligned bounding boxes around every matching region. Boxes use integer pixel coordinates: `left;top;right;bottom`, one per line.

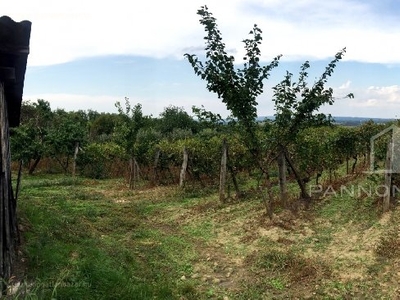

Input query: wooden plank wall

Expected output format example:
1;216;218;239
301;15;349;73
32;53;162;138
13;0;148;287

0;82;18;292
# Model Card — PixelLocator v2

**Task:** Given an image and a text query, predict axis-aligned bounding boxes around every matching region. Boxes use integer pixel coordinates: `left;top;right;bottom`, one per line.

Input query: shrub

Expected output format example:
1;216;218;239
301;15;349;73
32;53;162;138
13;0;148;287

77;142;126;179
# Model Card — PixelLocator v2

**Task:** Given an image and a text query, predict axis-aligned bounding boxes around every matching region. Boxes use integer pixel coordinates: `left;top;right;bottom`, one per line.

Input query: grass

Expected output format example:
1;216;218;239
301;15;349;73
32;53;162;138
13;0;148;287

9;171;400;299
15;175;199;299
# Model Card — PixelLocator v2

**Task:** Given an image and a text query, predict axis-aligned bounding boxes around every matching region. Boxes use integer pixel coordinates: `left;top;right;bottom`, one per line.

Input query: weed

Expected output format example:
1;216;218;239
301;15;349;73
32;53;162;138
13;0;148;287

257;249;292;271
253;248;331;286
177;280;200;299
376;229;400;260
206;288;215;298
269;277;286;290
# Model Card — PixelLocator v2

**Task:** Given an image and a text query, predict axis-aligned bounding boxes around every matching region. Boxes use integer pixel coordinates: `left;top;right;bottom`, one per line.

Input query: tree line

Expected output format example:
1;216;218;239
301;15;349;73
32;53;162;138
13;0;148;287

10;99;205;175
10;98;390;184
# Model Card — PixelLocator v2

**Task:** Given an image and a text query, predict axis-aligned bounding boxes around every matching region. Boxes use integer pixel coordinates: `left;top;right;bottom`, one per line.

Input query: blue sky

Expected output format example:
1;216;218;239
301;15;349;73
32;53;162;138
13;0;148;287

5;0;400;118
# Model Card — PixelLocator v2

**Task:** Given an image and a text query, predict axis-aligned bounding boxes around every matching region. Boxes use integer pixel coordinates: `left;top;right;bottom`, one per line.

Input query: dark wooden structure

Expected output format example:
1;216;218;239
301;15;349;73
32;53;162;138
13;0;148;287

0;16;31;292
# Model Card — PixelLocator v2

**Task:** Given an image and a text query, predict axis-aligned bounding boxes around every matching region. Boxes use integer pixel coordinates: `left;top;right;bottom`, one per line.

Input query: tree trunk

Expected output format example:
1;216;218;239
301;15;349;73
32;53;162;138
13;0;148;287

54;156;68;173
316;171;322;185
277;149;288;208
228;165;241;200
248;148;275;218
28;156;41;175
219;139;227;203
179;148;188;187
351;155;358;174
283;147;310;201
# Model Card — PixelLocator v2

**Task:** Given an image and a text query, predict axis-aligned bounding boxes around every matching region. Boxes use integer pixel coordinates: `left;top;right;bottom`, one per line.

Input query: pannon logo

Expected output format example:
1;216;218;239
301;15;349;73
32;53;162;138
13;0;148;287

309;184;399;198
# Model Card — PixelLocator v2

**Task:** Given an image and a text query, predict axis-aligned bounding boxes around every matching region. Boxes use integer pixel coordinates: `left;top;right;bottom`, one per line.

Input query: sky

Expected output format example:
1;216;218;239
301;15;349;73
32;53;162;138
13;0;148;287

3;0;400;119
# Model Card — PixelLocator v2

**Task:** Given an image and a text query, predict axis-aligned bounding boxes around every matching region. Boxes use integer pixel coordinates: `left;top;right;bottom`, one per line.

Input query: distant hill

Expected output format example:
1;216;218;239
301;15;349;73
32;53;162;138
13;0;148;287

331;116;395;126
257;116;395;126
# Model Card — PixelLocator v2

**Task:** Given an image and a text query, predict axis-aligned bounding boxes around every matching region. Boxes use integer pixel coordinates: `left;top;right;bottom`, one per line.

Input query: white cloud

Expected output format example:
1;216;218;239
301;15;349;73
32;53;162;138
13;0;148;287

339;80;352;89
365;86;400;104
358;99;379;107
23;93;120;112
327;85;400;118
4;0;400;66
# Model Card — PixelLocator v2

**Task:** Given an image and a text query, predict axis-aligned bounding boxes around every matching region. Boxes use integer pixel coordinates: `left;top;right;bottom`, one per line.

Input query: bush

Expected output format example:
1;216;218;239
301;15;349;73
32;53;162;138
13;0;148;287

77;142;126;179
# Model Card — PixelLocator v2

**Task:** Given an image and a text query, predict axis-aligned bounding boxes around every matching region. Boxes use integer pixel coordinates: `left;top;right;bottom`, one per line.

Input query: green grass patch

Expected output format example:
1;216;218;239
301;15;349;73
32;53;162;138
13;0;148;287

183;220;215;242
16;174;199;299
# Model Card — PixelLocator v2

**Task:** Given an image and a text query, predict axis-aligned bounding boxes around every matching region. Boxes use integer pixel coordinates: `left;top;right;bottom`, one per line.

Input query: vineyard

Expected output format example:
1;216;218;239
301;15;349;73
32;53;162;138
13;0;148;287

11;158;400;299
10;99;395;210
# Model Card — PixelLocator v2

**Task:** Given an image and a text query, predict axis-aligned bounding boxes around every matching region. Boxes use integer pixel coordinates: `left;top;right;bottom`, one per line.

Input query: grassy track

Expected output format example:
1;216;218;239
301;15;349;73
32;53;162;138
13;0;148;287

9;174;400;299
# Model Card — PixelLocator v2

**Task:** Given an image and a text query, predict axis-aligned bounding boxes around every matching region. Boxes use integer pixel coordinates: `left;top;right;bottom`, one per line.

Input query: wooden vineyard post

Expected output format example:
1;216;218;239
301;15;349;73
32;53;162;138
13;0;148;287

219;139;227;203
128;157;140;189
72;141;79;177
179;148;188;187
152;148;160;185
277;149;288;208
